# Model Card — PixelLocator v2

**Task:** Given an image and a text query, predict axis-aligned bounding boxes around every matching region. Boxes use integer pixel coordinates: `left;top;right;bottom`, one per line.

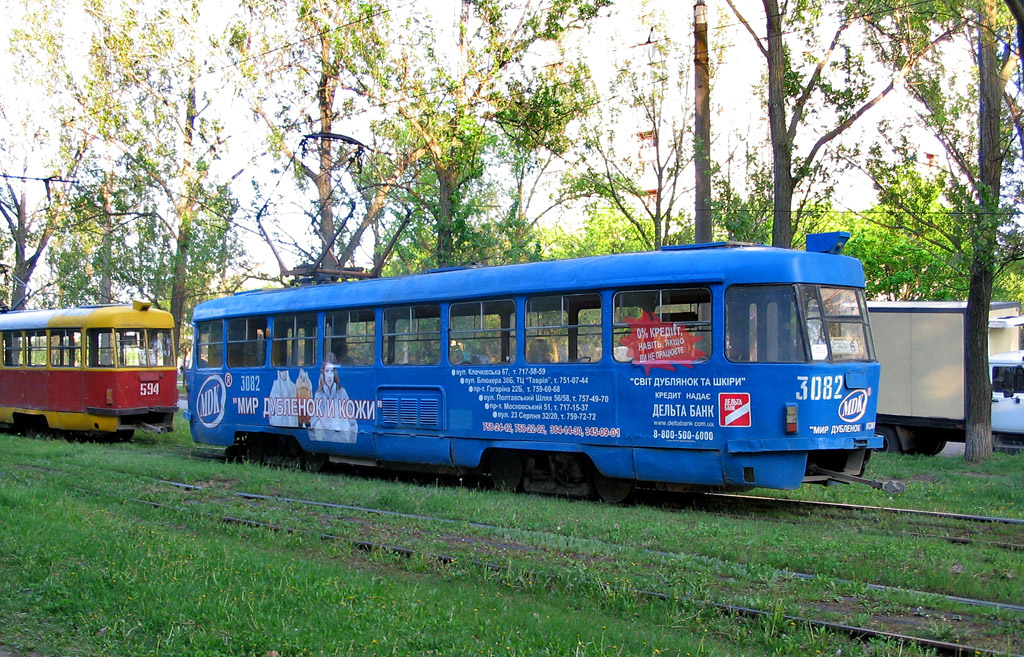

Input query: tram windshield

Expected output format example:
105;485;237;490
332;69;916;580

725;284;873;363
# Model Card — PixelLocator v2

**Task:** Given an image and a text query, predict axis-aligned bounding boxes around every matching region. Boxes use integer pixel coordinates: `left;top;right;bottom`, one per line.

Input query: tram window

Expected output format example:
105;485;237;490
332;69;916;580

526;293;602;364
3;331;23;367
449;300;516;365
383;305;441;366
25;330;47;367
146;329;175;367
195;321;223;369
227;317;267;368
88;329;116;368
50;329;82;368
325;309;375;366
725;286;805;363
799;286;828;361
612;288;711;364
817;286;872;362
117;329;147;367
272;314;317;368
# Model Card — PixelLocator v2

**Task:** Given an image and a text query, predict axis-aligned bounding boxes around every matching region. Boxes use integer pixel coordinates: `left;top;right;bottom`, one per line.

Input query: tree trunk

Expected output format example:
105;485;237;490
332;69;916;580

764;0;793;248
169;84;199;355
316;50;340;271
7;189;51;311
436;167;456;267
964;0;1005;462
964;259;994;461
99;174;115;304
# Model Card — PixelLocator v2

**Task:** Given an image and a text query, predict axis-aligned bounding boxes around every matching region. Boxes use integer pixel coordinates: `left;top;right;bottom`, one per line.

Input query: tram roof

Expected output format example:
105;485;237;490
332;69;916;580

0;303;173;331
194;244;867;321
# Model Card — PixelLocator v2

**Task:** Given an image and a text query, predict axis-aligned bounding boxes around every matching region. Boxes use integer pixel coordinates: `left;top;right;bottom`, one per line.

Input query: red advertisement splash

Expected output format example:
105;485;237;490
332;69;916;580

619;312;706;375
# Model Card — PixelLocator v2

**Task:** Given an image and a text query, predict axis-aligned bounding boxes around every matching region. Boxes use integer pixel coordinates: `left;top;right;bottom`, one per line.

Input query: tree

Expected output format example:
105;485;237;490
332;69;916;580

725;0;950;248
55;0;246;350
1;1;91;309
340;0;609;270
561;14;698;250
540;205;652;259
227;0;425;281
859;0;1024;461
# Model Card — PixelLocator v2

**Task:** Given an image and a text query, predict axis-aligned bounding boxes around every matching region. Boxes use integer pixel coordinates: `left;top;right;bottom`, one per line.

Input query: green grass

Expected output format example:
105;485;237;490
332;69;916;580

1;429;1021;657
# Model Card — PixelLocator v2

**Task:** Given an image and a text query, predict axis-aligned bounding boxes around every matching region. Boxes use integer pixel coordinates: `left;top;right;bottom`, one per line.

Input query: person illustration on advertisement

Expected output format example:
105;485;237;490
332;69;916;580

295;369;313;427
268;369;297;427
311;353;357;443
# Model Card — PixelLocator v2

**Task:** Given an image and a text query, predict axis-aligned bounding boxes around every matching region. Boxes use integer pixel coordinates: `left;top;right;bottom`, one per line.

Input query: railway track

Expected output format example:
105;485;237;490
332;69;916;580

101;479;1024;657
697;492;1024;526
649;491;1024;552
183;446;1024;553
9;458;1024;655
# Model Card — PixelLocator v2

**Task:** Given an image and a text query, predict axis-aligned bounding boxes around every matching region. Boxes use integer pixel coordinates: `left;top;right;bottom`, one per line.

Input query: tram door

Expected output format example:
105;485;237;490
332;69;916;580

613;287;725;486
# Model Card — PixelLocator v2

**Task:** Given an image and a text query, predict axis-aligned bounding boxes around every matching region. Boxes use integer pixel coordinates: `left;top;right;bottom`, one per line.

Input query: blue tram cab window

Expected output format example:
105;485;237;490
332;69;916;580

325;309;375;366
449;300;515;365
195;321;223;369
725;285;872;363
526;294;602;364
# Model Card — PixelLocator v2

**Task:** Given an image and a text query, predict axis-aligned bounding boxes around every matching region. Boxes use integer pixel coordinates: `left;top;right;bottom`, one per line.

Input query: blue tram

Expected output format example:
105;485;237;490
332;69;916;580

186;235;882;501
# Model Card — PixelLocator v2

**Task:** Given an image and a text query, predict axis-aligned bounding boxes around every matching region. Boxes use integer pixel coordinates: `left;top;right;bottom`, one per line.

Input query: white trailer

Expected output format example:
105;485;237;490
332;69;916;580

868;301;1024;454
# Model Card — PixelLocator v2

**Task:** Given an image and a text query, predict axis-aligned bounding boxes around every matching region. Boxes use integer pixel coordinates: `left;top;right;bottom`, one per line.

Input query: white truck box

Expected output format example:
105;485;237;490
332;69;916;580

868;300;1024;454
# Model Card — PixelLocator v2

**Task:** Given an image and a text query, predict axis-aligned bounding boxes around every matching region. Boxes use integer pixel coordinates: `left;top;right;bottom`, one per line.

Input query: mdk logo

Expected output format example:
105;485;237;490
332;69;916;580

838;389;869;423
197;374;227;429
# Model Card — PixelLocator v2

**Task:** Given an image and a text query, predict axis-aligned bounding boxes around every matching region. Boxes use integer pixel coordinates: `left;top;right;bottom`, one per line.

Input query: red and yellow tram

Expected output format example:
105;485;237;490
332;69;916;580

0;301;178;439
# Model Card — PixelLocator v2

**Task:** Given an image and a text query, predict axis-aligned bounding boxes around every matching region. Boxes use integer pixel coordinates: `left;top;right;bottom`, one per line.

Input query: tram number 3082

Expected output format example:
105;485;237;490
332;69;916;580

796;375;843;401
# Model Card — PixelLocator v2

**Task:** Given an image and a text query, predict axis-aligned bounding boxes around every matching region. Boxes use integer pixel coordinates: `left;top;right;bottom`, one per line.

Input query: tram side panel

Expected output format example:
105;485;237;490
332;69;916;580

189;366;381;460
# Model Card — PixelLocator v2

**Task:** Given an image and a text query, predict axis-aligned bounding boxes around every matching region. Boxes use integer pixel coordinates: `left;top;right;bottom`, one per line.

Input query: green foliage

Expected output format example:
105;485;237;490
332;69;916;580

822;211;960;300
560;5;696;250
711;160;774;245
539;205;651;259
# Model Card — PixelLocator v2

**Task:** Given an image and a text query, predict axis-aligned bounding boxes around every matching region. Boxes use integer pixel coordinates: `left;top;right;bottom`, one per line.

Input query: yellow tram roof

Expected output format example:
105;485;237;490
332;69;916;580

0;302;173;331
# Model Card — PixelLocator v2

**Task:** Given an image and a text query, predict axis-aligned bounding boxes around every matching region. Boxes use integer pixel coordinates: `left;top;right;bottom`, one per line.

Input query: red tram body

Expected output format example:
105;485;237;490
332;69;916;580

0;302;178;439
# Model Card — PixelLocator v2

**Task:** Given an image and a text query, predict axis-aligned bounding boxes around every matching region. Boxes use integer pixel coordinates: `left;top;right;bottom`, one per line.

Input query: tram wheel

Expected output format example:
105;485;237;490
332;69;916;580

489;452;523;492
593;470;635;504
301;451;328;472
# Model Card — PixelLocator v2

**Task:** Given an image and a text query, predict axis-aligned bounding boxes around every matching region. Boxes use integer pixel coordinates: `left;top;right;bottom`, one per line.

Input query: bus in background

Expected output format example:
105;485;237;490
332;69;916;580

0;301;178;440
187;233;885;501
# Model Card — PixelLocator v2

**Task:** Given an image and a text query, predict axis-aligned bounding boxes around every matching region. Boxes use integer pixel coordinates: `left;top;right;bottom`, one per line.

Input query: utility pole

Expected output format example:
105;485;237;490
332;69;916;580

693;0;713;243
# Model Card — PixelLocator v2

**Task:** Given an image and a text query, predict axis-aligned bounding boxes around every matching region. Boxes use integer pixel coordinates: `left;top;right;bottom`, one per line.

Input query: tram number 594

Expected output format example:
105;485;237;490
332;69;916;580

796;375;843;401
140;382;160;396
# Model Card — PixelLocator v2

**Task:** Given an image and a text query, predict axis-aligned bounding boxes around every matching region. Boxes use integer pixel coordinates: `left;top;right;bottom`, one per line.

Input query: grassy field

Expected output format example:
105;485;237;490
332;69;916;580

1;423;1022;657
